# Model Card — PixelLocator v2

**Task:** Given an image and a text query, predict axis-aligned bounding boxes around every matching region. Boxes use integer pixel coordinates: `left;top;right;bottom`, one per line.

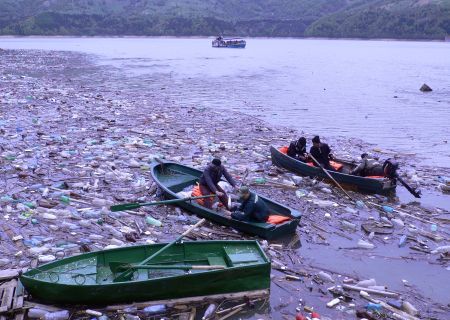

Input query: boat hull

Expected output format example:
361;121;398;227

20;241;270;305
150;161;301;239
212;43;246;48
270;146;396;195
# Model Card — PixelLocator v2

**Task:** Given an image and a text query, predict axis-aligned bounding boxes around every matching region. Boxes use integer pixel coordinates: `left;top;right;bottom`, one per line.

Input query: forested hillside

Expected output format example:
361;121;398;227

0;0;448;39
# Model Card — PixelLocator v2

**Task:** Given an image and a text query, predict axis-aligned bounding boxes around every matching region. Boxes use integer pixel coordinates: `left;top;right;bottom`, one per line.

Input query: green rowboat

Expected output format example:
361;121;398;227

270;146;396;195
20;240;270;305
150;161;301;239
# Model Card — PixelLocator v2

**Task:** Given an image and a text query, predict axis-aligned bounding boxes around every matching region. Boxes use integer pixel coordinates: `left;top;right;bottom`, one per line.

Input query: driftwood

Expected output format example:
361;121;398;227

368;202;436;225
106;289;270;311
343;284;399;298
217;306;244;320
216;302;247;316
188;307;196;320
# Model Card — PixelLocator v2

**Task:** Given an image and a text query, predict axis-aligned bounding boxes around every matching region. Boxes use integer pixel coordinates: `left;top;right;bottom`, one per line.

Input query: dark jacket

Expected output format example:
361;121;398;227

351;158;384;176
232;193;269;222
199;164;236;193
287;141;307;162
309;143;332;168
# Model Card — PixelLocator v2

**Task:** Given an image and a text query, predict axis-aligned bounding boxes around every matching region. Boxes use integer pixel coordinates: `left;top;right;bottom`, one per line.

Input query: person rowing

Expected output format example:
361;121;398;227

198;158;236;210
309;135;335;171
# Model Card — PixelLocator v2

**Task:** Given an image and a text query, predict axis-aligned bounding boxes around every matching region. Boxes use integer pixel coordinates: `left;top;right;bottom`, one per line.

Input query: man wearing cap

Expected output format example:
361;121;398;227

351;153;384;176
287;137;307;162
230;186;269;223
199;158;236;209
309;135;334;171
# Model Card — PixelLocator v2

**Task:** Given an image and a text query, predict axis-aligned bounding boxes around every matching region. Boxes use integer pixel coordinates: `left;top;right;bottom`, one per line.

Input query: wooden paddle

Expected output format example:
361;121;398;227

109;263;225;273
110;195;216;212
113;218;206;282
308;153;354;201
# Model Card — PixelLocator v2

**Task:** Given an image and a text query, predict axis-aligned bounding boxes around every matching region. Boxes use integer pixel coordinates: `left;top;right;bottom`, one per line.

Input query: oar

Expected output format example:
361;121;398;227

395;175;421;198
308;153;354;201
110;195;216;212
113;218;206;282
109;262;225;273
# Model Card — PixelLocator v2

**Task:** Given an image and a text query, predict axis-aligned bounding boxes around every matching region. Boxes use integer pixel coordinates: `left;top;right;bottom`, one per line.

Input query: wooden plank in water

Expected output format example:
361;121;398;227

12;296;23;310
106;289;270;311
0;279;17;314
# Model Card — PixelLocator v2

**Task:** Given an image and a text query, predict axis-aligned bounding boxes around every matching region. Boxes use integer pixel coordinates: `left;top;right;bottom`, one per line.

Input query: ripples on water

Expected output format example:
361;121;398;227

1;37;449;166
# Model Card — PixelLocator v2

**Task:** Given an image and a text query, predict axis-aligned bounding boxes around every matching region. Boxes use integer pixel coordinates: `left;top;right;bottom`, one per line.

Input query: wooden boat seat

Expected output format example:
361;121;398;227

207;256;228;268
223;247;260;267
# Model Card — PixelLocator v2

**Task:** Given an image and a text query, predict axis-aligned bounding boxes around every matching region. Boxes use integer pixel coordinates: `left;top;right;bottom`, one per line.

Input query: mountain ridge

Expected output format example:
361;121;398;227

0;0;448;39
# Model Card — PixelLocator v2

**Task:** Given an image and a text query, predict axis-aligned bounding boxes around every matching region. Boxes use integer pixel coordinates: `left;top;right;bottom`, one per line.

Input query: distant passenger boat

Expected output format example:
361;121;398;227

212;36;246;48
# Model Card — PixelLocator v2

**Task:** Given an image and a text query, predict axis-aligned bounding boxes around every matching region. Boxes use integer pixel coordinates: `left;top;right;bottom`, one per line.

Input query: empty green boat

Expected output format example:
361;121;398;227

20;240;270;305
150;161;302;239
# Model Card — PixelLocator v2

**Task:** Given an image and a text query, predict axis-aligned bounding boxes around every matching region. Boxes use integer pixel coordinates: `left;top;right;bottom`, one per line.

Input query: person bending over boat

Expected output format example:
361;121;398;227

309;136;335;171
230;186;269;223
199;158;236;209
287;137;307;162
351;153;385;177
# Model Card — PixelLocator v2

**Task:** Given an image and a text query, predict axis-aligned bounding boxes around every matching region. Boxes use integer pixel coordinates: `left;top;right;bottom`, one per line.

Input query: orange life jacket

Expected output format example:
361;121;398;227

279;146;289;154
267;215;291;224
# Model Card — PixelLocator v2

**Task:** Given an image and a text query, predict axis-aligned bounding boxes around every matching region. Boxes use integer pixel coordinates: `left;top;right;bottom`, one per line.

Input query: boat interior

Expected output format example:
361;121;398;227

155;163;297;219
27;241;267;284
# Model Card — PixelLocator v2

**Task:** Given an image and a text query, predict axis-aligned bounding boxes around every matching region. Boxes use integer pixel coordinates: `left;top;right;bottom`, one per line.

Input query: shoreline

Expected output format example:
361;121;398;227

0;35;448;43
0;48;449;319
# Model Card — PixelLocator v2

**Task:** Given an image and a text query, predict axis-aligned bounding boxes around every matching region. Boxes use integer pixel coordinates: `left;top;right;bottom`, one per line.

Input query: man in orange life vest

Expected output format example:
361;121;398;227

198;158;236;209
309;135;335;171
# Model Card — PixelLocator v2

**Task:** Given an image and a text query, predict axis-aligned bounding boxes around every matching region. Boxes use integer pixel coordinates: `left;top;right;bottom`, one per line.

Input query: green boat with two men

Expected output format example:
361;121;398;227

20;240;270;305
270;146;396;195
150;161;301;240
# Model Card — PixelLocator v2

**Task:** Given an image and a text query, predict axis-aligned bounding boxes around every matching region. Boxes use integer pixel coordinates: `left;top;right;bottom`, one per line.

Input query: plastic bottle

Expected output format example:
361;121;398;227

142;304;166;314
60;196;70;204
295;189;308;198
254;177;266;184
366;303;382;312
38;255;56;263
357;240;375;249
327;298;341;307
398;235;407;247
356;278;377;287
42;212;57;220
402;301;419;316
392;218;404;228
202;303;217;320
341;220;358;231
317;271;334;283
355;200;366;209
43;310;70;320
430;224;438;232
27;308;48;318
146;216;162;227
382;205;394;213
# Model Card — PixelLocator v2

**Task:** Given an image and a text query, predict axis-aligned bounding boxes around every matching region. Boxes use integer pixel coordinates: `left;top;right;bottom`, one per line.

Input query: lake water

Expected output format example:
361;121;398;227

1;37;449;167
